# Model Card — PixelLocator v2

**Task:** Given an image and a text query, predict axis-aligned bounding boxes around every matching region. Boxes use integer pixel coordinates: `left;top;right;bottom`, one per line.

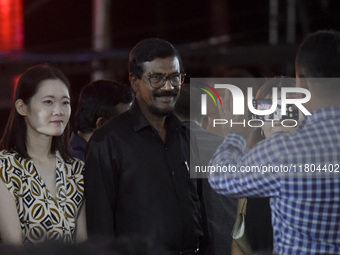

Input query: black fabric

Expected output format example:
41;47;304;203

84;102;203;252
245;197;273;253
184;122;238;255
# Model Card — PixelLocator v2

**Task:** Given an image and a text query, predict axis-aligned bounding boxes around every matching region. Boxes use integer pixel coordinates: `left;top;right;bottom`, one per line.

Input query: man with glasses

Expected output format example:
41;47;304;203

85;38;203;254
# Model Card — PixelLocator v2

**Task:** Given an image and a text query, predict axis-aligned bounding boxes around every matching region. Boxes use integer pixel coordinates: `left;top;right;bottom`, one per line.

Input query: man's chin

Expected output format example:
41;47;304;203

149;105;174;117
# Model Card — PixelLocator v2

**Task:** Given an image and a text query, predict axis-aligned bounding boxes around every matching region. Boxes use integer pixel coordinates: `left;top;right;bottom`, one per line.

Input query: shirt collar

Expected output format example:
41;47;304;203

297;106;340;131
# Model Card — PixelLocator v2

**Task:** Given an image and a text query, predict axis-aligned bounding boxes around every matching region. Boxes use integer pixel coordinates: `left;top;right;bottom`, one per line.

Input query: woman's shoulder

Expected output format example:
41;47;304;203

0;150;26;165
0;150;27;182
0;149;15;158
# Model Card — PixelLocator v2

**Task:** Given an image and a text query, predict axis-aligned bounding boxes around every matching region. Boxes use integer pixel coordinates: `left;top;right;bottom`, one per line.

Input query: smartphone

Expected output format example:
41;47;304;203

249;99;299;121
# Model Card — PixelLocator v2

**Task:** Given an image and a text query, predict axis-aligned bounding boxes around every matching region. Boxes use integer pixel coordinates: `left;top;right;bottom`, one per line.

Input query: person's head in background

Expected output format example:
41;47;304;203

74;79;134;142
248;76;296;148
174;83;204;125
295;30;340;111
0;64;72;161
203;68;260;137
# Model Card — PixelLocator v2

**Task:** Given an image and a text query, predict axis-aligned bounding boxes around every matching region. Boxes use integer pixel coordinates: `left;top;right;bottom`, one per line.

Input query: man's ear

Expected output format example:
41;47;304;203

15;99;27;116
129;73;139;94
96;117;106;129
201;116;211;130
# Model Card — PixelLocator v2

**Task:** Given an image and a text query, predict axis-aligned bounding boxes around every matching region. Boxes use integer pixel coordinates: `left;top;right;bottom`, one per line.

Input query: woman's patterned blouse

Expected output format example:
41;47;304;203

0;150;85;245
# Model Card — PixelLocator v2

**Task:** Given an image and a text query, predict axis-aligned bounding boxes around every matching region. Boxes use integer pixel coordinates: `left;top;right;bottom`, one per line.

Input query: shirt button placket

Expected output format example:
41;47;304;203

165;145;173;176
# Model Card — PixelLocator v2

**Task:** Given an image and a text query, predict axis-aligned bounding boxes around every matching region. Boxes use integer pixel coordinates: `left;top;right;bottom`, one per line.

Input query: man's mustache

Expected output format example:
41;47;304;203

153;91;178;97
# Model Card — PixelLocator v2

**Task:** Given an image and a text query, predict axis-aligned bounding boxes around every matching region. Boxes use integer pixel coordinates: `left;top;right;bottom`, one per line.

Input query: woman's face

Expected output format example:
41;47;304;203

21;79;71;138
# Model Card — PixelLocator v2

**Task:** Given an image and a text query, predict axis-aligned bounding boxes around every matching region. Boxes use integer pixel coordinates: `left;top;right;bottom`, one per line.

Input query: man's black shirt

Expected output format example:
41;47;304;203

84;102;203;251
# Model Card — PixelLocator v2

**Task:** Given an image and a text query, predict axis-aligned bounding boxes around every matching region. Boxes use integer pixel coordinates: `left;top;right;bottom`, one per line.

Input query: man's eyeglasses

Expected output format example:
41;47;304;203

140;73;186;89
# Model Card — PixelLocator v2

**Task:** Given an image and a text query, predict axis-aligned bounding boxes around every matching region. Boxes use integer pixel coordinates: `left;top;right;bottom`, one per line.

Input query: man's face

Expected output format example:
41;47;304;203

132;56;181;117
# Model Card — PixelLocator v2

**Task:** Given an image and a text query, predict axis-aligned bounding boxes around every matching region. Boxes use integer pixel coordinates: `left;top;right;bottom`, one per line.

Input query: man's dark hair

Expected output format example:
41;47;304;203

296;30;340;78
74;80;134;133
128;38;183;77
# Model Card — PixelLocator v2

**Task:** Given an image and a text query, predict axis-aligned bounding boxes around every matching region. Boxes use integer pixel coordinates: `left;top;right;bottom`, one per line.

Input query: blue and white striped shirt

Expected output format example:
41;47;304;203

208;107;340;255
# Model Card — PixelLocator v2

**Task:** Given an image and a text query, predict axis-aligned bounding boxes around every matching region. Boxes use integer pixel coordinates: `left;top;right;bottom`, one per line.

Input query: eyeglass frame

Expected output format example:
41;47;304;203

139;72;186;89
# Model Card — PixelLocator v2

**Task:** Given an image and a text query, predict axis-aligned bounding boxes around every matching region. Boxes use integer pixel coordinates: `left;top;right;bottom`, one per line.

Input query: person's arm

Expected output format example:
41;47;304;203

76;200;87;243
84;133;117;237
0;178;22;245
208;133;281;197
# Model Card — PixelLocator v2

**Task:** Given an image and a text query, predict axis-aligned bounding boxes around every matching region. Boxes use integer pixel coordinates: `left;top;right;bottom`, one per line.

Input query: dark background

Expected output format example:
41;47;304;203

1;0;340;135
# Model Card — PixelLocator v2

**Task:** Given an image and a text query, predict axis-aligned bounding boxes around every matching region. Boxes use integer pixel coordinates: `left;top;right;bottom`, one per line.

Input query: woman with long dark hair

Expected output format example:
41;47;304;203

0;64;87;245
